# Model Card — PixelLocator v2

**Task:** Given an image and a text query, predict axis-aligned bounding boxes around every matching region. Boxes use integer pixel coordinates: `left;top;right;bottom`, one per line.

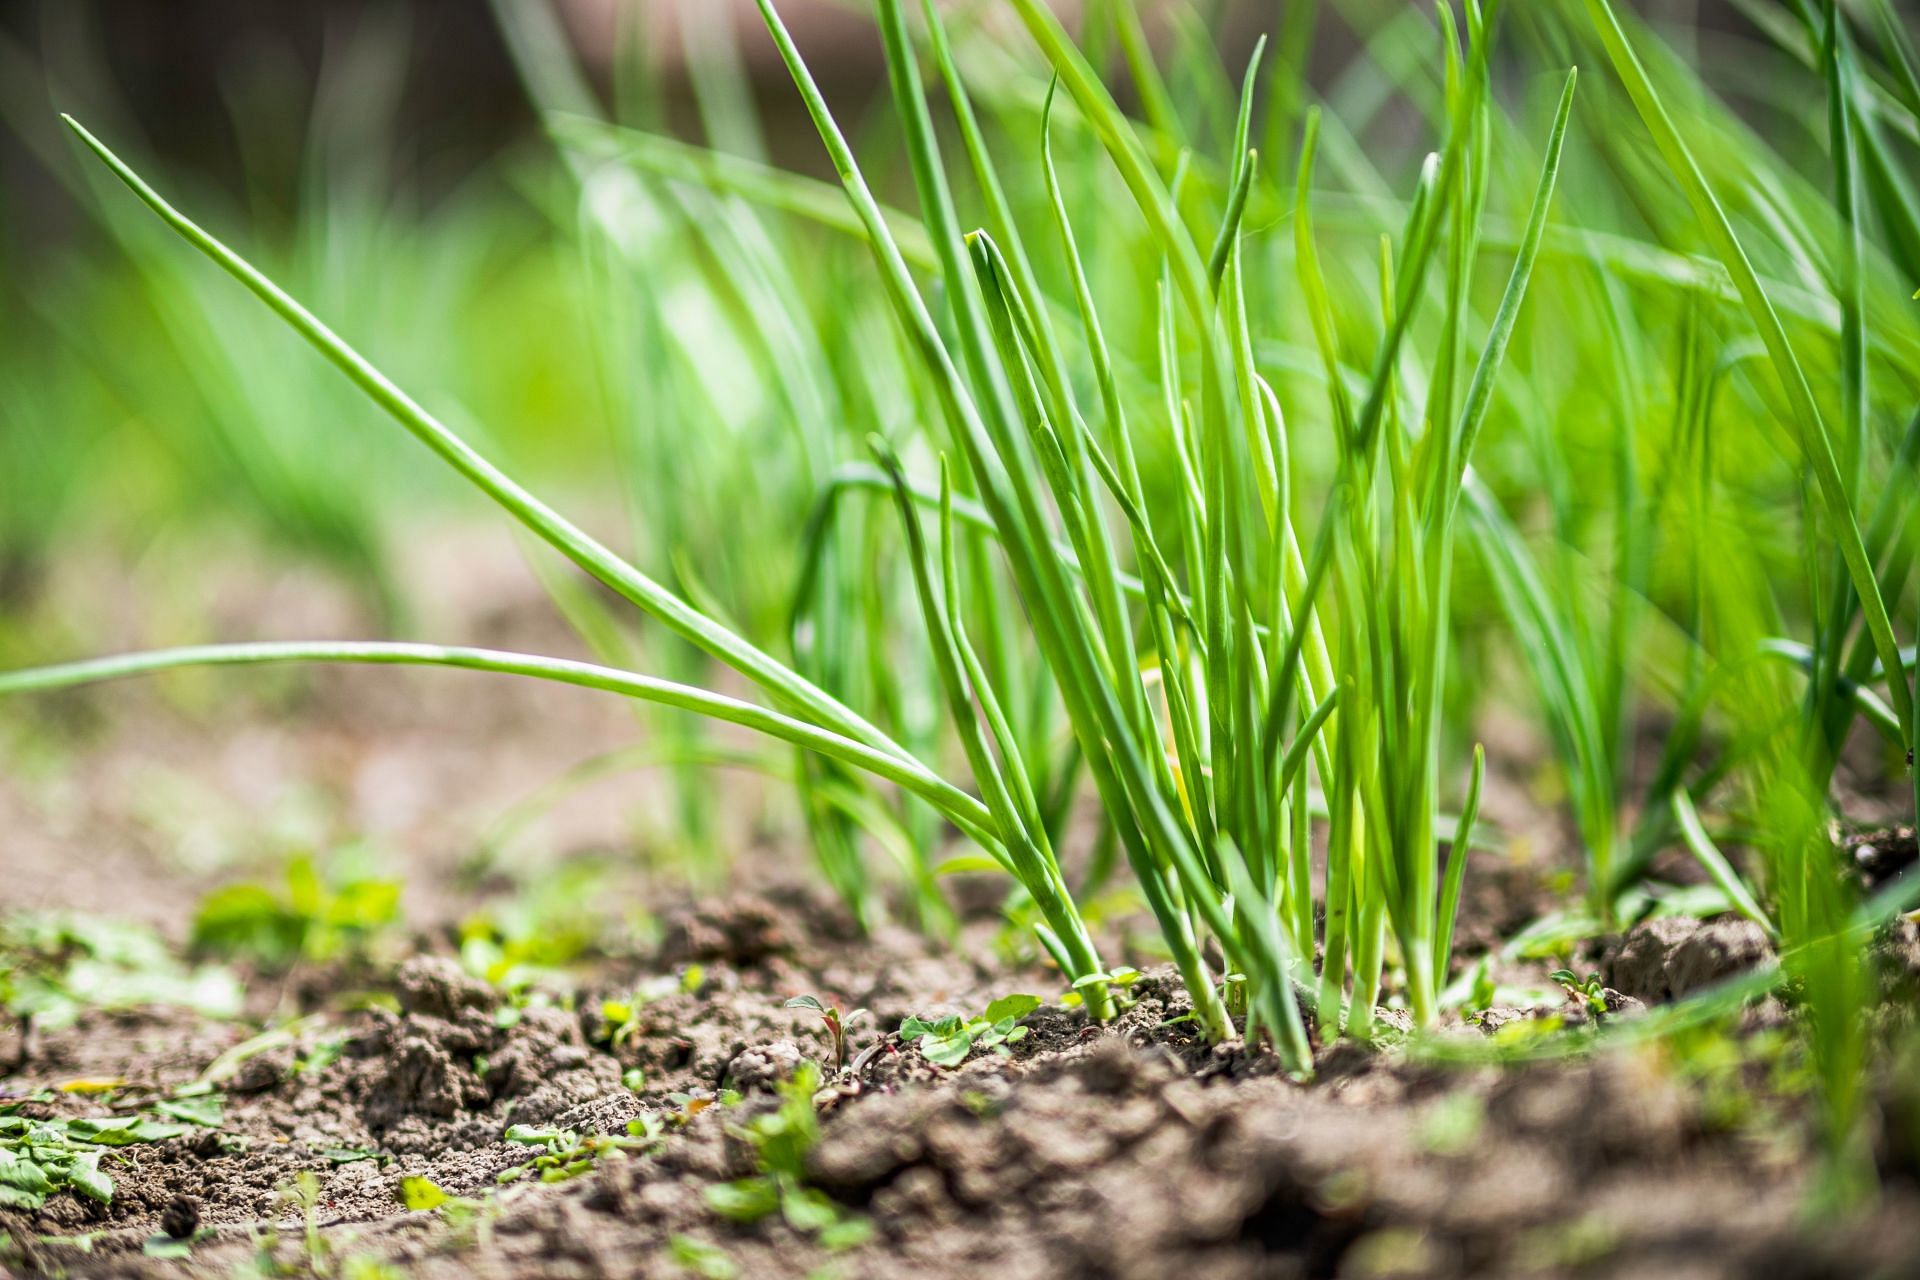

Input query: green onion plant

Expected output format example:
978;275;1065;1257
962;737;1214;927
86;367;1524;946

0;0;1914;1129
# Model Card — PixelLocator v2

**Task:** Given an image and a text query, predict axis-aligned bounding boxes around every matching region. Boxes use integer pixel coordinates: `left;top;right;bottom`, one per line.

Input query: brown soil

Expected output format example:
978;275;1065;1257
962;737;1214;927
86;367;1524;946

4;889;1920;1280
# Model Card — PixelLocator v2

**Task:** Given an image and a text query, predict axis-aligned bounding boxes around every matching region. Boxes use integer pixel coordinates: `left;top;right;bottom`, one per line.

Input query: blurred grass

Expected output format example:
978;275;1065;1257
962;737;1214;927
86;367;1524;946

0;12;607;633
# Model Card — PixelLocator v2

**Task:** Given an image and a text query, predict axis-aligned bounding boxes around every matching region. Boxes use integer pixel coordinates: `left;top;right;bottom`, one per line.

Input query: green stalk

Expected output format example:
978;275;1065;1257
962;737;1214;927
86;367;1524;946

1671;788;1779;940
874;448;1113;1017
1433;745;1486;981
1107;0;1186;149
1585;0;1916;798
60;115;915;768
550;117;938;270
0;642;998;850
754;0;1230;1039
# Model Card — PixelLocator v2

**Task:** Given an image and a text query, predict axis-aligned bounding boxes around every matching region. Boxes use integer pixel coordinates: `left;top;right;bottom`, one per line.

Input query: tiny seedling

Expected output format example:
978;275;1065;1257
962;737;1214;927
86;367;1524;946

149;1084;225;1129
453;855;644;987
597;967;710;1049
670;1235;739;1280
898;994;1042;1069
498;1116;663;1184
282;1172;332;1274
705;1065;869;1250
784;995;868;1074
398;1174;463;1212
1415;1093;1487;1157
396;1172;502;1249
191;855;401;969
1;911;242;1047
322;1146;382;1167
0;1087;224;1210
664;1091;734;1126
142;1232;200;1259
295;1036;348;1078
1060;967;1142;1011
1453;956;1498;1014
1550;970;1610;1018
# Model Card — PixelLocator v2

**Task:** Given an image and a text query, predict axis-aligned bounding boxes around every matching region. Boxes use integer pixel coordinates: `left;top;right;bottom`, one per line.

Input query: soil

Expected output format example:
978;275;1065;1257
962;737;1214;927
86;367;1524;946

6;534;1920;1279
5;888;1920;1280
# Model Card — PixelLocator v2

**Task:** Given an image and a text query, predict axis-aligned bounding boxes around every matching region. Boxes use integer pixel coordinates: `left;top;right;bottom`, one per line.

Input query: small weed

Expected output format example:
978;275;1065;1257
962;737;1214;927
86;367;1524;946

320;1146;382;1167
1461;957;1498;1014
288;1172;329;1263
150;1084;224;1128
497;1115;663;1185
784;995;868;1074
1549;970;1609;1018
489;988;568;1034
393;1173;502;1249
1341;1227;1442;1278
664;1092;728;1126
897;994;1042;1068
1659;1024;1805;1138
143;1232;201;1259
594;967;705;1049
1415;1093;1486;1157
705;1065;869;1250
1058;967;1142;1011
670;1234;739;1280
294;1035;348;1077
244;1170;414;1276
456;858;655;991
1489;1015;1569;1052
958;1089;1000;1119
192;854;400;969
0;1085;227;1210
1513;1213;1620;1271
1;912;241;1045
398;1174;464;1212
337;1258;406;1280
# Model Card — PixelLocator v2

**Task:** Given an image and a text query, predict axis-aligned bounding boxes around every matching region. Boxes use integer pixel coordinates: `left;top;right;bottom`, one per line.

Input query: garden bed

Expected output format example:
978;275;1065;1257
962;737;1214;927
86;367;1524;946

6;843;1920;1278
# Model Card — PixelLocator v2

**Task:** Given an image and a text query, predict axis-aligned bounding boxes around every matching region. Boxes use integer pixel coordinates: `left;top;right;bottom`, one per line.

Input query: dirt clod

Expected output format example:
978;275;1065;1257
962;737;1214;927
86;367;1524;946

1605;916;1773;1003
157;1195;199;1241
1668;920;1772;997
723;1038;812;1093
395;954;497;1020
1605;916;1699;1003
226;1044;294;1093
375;1031;488;1121
658;895;789;966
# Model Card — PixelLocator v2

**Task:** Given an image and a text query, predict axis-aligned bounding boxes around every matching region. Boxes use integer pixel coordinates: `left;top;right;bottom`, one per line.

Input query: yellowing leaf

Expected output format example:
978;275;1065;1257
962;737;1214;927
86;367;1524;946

933;855;1003;877
56;1079;125;1095
398;1176;449;1211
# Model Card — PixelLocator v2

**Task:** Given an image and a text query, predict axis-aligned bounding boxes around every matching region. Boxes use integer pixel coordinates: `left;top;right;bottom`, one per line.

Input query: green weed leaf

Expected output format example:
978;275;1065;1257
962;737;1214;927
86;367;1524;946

705;1177;779;1223
67;1153;113;1205
398;1176;450;1212
984;994;1042;1024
